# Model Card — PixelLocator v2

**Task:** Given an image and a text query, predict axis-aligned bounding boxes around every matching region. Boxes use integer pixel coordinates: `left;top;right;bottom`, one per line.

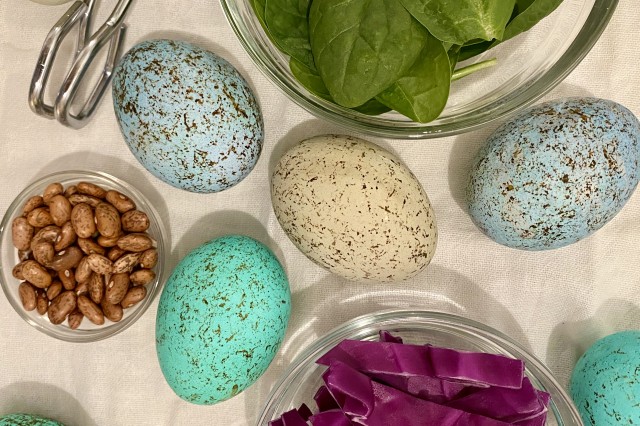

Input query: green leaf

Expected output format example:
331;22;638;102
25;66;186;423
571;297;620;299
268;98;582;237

290;57;332;100
457;0;563;61
252;0;267;25
376;33;451;123
353;98;392;115
252;0;282;45
458;39;493;61
309;0;428;108
502;0;564;42
264;0;316;69
398;0;516;45
251;0;301;60
515;0;536;13
448;44;462;72
290;58;391;115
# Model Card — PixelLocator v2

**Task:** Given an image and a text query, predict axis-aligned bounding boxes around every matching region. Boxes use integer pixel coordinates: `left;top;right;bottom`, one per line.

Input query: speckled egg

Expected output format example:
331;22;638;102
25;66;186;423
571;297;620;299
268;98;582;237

467;98;640;250
112;39;263;193
155;235;290;405
271;135;437;282
0;414;63;426
570;330;640;425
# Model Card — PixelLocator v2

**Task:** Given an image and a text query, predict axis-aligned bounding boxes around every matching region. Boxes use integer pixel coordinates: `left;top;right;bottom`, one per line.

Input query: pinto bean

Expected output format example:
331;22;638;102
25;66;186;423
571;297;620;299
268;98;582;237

12;217;34;251
47;291;77;325
105;190;136;213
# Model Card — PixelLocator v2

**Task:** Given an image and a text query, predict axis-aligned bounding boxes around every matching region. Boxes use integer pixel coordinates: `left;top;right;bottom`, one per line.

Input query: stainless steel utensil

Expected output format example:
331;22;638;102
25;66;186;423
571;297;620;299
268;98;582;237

29;0;134;129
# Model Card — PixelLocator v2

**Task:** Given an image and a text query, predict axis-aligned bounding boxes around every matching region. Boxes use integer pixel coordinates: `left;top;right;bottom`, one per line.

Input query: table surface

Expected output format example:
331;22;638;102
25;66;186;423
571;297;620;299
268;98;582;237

1;0;639;425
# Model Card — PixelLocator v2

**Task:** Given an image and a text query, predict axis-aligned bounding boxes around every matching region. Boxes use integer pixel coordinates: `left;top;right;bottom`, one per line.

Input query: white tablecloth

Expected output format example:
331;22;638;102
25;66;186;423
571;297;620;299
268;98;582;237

1;0;639;425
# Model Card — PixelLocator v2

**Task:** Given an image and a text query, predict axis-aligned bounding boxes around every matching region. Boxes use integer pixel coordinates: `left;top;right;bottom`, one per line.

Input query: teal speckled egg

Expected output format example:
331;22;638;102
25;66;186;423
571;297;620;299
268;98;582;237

0;414;64;426
570;330;640;425
155;235;291;405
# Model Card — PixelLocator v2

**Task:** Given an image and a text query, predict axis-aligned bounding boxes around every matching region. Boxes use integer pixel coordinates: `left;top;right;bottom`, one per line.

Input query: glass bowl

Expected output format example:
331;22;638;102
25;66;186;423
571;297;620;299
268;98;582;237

0;170;169;342
221;0;616;139
258;310;583;425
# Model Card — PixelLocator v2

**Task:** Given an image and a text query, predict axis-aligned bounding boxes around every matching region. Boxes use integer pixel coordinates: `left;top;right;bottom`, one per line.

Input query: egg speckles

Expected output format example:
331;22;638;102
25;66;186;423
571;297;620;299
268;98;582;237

467;98;640;250
0;414;64;426
271;135;437;282
570;331;640;425
155;235;290;405
112;39;263;193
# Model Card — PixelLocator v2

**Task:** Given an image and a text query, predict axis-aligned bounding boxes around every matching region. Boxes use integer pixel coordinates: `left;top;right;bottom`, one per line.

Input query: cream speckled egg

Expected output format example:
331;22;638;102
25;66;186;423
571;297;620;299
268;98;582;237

271;135;437;282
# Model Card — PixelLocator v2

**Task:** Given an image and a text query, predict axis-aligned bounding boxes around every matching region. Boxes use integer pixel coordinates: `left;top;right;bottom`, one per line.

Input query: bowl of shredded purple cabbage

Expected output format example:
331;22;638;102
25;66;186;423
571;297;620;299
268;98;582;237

259;310;582;425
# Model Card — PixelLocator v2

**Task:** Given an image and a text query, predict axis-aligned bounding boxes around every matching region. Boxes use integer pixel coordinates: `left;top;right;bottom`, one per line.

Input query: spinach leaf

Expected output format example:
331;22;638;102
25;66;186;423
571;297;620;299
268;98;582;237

398;0;516;45
375;33;451;123
458;0;563;61
252;0;267;24
290;58;391;115
515;0;536;13
264;0;316;70
290;57;331;100
502;0;563;41
251;0;304;62
448;44;462;72
353;98;392;115
308;0;427;108
458;40;493;62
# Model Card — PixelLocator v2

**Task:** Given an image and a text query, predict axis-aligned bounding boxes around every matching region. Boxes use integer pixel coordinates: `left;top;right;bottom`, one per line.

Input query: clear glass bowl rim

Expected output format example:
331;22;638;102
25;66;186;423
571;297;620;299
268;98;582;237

221;0;618;139
0;170;169;343
257;309;583;425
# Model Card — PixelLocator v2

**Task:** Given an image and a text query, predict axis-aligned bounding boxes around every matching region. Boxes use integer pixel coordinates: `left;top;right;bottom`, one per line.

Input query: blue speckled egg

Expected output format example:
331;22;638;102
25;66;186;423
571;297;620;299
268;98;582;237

570;331;640;425
112;39;263;193
0;414;64;426
155;235;291;405
467;98;640;250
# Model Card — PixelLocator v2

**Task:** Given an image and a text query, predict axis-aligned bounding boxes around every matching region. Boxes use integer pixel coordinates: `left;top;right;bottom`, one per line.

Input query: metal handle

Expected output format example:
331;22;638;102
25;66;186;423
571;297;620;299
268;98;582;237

55;0;133;129
29;0;134;129
28;0;93;118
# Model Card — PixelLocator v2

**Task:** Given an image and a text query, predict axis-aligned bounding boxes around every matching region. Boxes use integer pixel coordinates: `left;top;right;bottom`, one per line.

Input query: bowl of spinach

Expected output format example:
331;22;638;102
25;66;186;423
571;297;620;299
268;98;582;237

221;0;617;138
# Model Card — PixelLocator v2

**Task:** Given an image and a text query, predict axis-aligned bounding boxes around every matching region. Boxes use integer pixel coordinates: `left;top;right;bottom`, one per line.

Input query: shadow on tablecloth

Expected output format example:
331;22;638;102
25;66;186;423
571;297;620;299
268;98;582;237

0;381;97;426
546;298;640;389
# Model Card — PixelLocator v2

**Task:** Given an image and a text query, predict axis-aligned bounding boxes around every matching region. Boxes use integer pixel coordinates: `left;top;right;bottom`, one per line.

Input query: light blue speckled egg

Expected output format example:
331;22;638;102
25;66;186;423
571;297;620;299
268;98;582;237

112;39;263;193
467;98;640;250
570;331;640;425
155;235;291;405
0;414;64;426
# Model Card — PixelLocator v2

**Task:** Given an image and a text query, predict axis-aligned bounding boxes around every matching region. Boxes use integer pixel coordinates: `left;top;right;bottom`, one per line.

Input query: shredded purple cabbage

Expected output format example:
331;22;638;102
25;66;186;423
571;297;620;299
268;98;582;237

427;345;524;388
323;361;514;425
310;410;353;425
297;404;313;421
373;372;472;403
270;404;313;426
270;330;550;425
314;386;340;412
513;410;548;426
448;377;543;421
379;330;403;343
317;340;524;388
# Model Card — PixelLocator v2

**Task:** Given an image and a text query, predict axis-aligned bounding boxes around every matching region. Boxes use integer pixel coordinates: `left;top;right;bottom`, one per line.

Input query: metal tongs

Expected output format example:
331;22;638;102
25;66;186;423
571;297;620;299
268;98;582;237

29;0;134;129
